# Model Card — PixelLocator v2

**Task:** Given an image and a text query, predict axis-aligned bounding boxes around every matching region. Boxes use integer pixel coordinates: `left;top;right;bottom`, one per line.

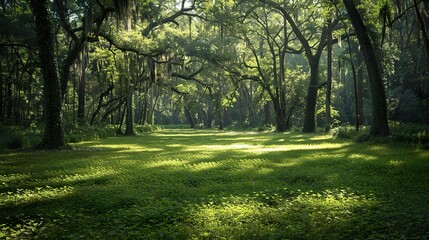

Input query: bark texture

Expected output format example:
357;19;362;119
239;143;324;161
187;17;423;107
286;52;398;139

30;0;65;148
343;0;390;136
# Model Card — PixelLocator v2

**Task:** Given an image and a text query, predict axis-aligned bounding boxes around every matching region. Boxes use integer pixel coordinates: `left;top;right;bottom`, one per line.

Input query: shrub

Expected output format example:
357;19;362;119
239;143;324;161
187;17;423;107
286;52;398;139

135;124;161;134
6;134;28;149
0;127;32;150
389;122;429;148
332;126;358;140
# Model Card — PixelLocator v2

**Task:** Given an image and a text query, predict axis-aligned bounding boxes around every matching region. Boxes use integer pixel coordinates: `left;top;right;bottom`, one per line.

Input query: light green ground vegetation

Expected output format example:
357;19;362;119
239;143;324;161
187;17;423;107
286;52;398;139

0;129;428;239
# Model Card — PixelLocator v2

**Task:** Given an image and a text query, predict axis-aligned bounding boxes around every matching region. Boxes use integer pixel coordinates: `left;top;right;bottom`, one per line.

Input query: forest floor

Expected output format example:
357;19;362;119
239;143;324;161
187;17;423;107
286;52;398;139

0;129;428;239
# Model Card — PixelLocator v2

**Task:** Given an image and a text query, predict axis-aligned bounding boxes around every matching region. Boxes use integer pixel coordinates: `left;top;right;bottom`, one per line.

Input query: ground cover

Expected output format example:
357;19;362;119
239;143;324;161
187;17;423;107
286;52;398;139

0;129;428;239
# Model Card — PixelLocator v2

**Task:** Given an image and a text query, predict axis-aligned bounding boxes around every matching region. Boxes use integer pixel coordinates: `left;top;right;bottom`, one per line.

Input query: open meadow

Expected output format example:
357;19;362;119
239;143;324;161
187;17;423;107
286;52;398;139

1;129;428;239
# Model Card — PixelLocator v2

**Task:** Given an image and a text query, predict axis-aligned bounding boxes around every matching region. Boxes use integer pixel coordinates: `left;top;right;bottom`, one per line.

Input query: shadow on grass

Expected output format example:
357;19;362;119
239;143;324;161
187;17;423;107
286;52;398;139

0;129;428;239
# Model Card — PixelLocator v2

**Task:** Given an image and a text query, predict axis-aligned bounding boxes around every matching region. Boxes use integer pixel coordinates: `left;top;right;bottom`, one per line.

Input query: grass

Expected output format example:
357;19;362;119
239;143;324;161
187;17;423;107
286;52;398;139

0;129;428;239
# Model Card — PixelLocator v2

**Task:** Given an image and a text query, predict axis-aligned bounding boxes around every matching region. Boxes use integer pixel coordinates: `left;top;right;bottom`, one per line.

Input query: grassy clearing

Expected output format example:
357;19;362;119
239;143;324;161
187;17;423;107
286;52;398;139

0;129;428;239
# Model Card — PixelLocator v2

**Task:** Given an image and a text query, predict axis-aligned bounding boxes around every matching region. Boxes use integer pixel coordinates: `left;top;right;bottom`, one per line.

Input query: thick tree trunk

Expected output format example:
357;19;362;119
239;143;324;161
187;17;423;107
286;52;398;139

343;0;390;136
272;100;286;132
302;58;320;133
264;102;272;125
30;0;65;148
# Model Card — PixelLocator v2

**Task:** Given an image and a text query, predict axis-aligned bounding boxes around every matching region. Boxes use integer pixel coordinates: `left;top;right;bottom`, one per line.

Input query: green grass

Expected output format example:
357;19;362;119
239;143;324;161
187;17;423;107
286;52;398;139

1;129;428;239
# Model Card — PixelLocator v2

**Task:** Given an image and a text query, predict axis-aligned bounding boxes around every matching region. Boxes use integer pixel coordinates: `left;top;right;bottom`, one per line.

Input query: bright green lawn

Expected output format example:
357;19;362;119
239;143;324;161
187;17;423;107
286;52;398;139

1;129;428;239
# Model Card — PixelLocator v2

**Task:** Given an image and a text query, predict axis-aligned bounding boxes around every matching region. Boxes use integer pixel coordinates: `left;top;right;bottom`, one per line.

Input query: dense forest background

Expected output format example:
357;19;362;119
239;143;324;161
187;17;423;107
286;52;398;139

0;0;428;148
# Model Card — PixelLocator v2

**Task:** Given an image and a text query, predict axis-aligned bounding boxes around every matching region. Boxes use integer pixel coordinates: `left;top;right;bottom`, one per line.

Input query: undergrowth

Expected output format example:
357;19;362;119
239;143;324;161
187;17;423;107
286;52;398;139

333;122;429;148
0;129;428;239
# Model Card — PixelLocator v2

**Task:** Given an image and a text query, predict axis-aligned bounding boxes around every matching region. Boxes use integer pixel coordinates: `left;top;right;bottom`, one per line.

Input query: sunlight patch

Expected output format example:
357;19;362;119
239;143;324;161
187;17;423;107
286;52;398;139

388;160;404;166
187;161;224;171
349;153;377;161
0;186;73;205
0;173;31;186
49;167;118;184
146;159;190;169
184;188;379;239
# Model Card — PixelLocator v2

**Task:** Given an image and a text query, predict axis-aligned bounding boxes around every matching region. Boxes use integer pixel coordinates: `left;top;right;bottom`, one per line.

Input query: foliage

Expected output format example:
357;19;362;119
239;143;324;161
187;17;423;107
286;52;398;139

65;125;119;143
0;126;41;150
0;129;428;238
389;122;429;149
333;122;429;148
135;124;162;133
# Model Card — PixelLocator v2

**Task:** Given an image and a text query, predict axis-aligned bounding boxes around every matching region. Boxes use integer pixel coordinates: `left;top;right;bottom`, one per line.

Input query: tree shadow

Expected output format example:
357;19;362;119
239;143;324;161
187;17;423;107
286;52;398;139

0;129;428;239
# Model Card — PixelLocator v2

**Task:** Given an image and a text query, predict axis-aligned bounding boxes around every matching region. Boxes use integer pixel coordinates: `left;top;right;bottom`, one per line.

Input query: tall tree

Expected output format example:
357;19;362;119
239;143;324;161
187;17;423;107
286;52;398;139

343;0;390;136
260;0;330;133
29;0;65;148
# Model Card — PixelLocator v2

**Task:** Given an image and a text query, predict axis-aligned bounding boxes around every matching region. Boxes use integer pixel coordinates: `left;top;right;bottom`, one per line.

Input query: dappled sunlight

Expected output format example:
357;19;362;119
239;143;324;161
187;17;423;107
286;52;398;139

0;185;73;206
80;143;163;153
0;173;31;186
182;142;351;155
185;161;225;172
348;153;377;161
1;130;428;239
388;160;404;166
48;167;119;184
183;188;380;239
145;159;191;169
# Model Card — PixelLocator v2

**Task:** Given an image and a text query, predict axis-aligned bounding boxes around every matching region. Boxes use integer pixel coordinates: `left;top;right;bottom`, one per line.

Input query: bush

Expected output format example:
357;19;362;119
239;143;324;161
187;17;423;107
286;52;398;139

65;125;118;143
257;124;276;132
355;133;371;143
0;127;33;150
332;126;359;140
6;134;28;149
135;124;161;134
389;122;429;148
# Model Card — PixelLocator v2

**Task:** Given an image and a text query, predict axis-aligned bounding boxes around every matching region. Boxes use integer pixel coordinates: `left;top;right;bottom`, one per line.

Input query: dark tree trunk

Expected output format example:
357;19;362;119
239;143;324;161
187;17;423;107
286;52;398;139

184;100;195;128
302;57;320;133
0;63;3;122
264;102;272;125
414;0;429;64
357;49;364;125
125;81;133;135
6;76;12;121
90;82;114;125
343;0;390;136
60;38;85;100
30;0;65;148
77;48;87;125
325;19;334;133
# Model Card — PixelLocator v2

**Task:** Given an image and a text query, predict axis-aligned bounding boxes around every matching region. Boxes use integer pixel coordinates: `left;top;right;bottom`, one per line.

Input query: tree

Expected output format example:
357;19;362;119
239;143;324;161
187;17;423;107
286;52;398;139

29;0;65;148
343;0;390;136
259;0;331;133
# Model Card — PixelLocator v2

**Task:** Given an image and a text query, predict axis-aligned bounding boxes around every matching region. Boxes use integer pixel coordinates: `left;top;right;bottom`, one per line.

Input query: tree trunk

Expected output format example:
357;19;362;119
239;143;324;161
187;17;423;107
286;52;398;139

302;57;320;133
325;19;333;133
90;82;113;125
30;0;65;149
357;49;364;125
343;0;390;136
125;79;133;135
414;0;429;64
264;102;272;125
0;63;3;122
77;46;87;125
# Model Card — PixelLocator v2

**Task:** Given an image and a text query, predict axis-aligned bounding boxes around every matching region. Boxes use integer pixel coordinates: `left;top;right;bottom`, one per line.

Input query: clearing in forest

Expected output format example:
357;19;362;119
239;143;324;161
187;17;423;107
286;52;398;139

0;129;428;239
